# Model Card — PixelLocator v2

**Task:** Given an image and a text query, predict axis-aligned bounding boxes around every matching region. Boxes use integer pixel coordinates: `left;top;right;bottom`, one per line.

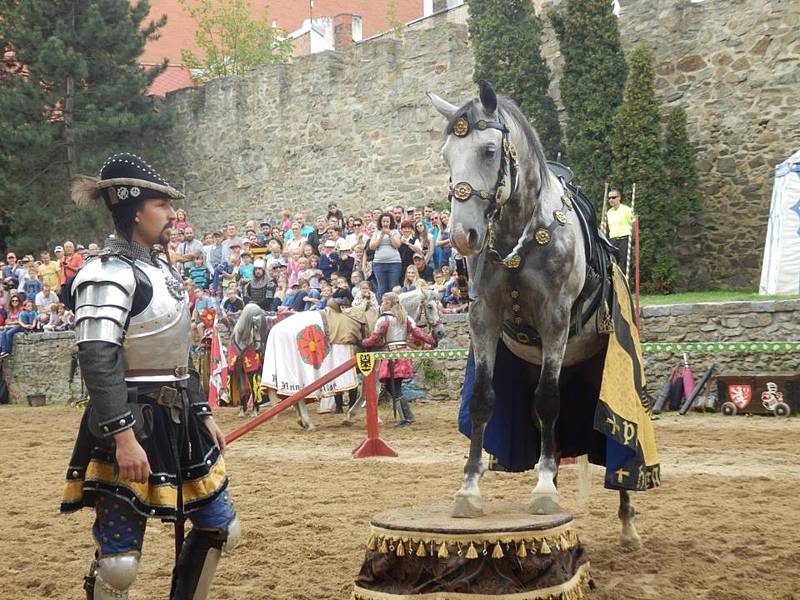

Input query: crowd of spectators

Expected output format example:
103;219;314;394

174;202;469;342
0;201;468;357
0;244;81;358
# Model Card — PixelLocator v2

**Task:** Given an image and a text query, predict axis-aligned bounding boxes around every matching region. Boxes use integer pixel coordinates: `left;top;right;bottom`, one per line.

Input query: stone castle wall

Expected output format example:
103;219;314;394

161;26;474;226
4;301;798;408
161;0;800;290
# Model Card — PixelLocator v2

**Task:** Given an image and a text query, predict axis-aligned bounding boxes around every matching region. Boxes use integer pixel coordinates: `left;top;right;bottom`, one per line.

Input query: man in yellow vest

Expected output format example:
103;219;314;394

606;189;635;274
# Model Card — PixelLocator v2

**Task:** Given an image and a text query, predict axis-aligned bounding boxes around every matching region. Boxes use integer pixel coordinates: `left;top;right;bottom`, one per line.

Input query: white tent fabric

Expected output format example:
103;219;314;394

759;149;800;295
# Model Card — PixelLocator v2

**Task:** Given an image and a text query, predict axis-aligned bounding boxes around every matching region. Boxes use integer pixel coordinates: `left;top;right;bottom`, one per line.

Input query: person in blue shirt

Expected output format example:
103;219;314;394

238;252;255;281
318;240;339;279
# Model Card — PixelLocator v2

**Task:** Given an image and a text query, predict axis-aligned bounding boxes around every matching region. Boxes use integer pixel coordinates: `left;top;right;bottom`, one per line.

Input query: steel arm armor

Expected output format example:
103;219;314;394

73;257;135;345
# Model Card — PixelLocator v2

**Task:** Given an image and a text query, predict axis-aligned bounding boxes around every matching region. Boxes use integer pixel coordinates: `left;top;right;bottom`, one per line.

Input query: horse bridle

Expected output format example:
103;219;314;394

447;114;519;219
413;289;442;331
446;112;574;271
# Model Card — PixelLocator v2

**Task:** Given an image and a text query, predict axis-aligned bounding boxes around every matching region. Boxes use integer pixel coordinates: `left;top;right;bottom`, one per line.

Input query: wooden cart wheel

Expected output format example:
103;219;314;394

720;401;737;416
774;402;791;417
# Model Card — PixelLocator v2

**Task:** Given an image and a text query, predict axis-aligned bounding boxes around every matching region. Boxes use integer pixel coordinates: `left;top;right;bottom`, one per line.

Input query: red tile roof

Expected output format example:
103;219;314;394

140;0;425;65
146;63;194;97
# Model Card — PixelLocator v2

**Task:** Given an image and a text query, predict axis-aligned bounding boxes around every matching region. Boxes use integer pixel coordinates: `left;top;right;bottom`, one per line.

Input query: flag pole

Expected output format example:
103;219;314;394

600;182;609;235
625;183;636;279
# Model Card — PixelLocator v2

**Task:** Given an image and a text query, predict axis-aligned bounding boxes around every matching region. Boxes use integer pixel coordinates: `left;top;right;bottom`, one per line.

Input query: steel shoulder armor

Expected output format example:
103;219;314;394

72;257;135;346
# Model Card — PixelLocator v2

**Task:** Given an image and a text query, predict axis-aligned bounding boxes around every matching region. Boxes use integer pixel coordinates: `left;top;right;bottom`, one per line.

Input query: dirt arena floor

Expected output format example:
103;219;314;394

1;401;799;600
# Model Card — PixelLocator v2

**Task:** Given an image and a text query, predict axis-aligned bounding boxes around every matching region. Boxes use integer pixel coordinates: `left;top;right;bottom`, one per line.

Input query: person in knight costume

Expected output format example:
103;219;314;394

361;291;438;427
60;153;239;600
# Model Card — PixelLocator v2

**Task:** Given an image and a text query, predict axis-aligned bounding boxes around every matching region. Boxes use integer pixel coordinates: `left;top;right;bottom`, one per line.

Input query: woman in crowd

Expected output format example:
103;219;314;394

0;297;36;358
414;220;434;266
432;211;451;269
361;292;437;428
174;208;191;231
369;212;402;301
401;264;421;293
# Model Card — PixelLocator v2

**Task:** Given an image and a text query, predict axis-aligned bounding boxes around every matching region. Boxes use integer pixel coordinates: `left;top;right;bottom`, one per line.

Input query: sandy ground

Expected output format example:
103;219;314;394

1;402;799;600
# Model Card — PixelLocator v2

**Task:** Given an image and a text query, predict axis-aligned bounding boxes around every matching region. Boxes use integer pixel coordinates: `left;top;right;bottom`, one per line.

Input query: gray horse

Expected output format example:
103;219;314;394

429;81;640;547
230;303;271;416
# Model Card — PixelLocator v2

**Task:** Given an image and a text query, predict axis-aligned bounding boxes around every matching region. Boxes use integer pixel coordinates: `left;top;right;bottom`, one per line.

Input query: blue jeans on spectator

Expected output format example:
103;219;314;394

303;288;321;311
372;262;402;301
0;326;23;355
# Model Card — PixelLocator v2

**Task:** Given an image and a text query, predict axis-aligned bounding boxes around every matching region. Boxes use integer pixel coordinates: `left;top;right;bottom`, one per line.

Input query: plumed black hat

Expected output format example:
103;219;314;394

72;153;185;239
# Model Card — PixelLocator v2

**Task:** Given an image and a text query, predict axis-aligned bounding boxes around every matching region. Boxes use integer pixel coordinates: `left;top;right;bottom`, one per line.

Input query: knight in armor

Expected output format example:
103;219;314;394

361;292;438;427
60;154;239;600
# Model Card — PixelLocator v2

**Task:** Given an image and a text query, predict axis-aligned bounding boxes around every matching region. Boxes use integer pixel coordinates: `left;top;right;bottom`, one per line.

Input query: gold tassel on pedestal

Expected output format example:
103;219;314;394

491;543;504;559
416;542;427;557
465;543;479;559
560;535;570;550
396;541;406;557
437;542;449;559
540;540;551;555
517;541;527;558
366;535;377;551
380;539;389;554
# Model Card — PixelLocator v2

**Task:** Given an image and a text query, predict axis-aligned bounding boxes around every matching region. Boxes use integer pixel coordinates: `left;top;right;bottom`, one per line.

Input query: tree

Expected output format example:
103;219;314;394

178;0;293;82
609;44;670;292
550;0;626;205
468;0;563;158
0;0;170;255
663;106;700;225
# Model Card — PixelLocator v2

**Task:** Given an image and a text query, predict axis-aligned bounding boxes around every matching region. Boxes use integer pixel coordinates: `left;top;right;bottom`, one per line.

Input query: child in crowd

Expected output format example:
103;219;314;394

352;280;379;312
188;254;211;290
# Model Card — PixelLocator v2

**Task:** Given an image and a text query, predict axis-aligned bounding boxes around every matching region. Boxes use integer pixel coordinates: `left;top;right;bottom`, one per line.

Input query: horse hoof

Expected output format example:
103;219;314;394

528;494;562;515
620;531;642;550
452;492;484;518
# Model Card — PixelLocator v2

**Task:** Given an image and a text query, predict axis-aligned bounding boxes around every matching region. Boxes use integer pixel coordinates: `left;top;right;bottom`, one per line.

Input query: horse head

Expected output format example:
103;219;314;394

423;288;447;341
402;287;446;341
428;80;549;257
232;303;268;353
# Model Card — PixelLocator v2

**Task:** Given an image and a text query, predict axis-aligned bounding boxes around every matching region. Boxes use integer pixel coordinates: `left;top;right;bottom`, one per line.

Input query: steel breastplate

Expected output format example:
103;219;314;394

124;259;191;382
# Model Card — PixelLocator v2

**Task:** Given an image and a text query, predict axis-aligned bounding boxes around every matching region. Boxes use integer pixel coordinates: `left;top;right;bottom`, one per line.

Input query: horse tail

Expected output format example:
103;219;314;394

576;454;592;505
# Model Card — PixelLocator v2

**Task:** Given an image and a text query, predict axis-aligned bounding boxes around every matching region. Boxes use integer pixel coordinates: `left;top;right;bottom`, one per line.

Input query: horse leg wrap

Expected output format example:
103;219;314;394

85;552;140;599
172;516;240;600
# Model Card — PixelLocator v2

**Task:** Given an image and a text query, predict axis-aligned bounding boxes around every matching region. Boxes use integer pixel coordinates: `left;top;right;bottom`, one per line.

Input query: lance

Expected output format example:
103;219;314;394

625;183;636;279
225;356;356;445
600;182;609;235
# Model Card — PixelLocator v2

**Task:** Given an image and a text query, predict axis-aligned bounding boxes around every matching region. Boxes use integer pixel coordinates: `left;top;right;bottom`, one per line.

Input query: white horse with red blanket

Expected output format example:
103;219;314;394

261;288;446;430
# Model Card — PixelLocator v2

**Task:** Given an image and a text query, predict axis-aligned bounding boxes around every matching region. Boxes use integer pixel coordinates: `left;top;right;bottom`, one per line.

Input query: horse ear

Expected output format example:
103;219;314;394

478;80;497;114
427;91;458;120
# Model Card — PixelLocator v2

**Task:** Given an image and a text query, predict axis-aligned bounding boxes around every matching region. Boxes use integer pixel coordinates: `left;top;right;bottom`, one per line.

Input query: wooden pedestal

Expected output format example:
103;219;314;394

353;503;590;599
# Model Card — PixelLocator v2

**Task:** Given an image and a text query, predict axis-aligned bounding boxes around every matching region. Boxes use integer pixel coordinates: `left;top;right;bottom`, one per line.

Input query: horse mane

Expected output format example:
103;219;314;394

445;95;551;194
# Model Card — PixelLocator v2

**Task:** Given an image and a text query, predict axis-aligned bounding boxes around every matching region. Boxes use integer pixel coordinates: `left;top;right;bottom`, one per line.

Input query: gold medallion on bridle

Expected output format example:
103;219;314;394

534;228;551;245
503;255;521;269
453;182;472;201
476;120;487;130
555;210;567;225
510;290;520;299
563;195;573;210
452;117;470;137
